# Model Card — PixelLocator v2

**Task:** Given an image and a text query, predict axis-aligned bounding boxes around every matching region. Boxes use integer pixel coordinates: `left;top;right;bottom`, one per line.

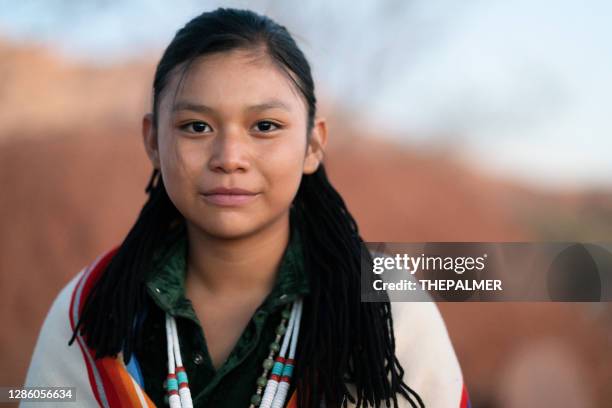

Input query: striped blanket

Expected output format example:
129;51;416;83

22;248;470;407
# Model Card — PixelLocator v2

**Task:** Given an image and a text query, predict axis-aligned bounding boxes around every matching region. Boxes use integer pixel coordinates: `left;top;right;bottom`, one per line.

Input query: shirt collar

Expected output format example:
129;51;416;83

145;217;309;320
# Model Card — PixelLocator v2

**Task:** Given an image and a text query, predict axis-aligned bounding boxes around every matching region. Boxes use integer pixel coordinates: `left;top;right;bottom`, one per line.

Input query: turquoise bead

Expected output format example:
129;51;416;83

262;358;274;370
251;394;262;405
257;376;268;387
177;371;188;384
167;378;178;390
271;361;284;376
282;364;294;377
269;342;280;352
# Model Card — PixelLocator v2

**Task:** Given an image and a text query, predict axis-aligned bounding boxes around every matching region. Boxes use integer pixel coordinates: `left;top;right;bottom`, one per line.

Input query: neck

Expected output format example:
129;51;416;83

184;211;291;299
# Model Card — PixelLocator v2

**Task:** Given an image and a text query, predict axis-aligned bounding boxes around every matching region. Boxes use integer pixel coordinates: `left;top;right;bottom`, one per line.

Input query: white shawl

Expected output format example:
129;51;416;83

22;251;468;408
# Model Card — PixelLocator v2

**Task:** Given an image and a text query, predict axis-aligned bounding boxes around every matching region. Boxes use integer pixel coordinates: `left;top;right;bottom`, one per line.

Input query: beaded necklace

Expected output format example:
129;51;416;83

164;298;303;407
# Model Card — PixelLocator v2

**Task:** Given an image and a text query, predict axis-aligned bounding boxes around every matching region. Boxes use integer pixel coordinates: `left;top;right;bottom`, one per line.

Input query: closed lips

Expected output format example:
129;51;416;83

200;187;259;206
202;187;257;195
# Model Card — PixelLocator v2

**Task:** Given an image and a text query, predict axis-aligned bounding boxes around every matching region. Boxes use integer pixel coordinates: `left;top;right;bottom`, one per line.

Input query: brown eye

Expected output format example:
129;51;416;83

180;121;211;133
254;121;280;132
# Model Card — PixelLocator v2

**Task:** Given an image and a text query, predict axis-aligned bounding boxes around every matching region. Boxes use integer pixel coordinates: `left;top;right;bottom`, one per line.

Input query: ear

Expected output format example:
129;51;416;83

303;117;328;175
142;113;161;169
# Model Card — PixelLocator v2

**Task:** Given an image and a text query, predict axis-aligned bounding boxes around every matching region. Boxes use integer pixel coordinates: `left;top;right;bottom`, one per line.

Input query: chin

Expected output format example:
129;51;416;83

197;216;263;240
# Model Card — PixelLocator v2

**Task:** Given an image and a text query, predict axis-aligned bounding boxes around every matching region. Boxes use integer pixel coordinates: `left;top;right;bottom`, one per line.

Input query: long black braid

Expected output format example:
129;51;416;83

292;165;424;408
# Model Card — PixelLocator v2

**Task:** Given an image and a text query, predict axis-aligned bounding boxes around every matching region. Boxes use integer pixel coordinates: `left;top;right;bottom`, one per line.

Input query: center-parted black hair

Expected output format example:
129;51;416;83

69;8;424;408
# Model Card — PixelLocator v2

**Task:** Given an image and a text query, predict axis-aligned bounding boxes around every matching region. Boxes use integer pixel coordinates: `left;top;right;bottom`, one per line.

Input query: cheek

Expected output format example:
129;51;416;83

160;133;204;174
158;135;203;207
258;136;306;202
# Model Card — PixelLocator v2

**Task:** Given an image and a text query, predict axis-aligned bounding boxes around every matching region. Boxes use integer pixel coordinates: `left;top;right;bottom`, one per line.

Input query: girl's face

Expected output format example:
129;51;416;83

142;49;327;239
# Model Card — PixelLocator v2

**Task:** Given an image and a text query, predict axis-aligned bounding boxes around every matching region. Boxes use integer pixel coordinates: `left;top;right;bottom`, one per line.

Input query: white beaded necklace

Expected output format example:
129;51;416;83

164;298;303;407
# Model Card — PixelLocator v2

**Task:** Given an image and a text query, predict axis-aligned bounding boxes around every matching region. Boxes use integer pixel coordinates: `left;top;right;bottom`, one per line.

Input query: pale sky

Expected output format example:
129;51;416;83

1;0;610;190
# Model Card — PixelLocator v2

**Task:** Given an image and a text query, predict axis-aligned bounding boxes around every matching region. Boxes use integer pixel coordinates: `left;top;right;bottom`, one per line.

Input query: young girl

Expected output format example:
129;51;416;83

23;8;469;408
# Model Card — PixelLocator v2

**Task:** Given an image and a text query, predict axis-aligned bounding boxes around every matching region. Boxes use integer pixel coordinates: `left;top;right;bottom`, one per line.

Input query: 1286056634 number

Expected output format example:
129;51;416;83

0;387;75;402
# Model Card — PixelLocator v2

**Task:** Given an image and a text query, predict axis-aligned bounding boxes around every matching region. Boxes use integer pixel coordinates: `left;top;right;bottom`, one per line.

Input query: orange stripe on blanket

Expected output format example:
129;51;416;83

116;350;157;407
115;357;156;408
286;389;298;408
72;248;157;407
99;357;156;407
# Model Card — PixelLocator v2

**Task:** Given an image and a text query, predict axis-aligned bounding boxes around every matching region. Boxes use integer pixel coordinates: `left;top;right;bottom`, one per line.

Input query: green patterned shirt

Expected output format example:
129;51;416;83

134;218;309;407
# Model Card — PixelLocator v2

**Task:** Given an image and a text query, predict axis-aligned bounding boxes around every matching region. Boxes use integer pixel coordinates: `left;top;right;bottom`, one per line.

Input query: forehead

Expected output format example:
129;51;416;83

160;49;305;113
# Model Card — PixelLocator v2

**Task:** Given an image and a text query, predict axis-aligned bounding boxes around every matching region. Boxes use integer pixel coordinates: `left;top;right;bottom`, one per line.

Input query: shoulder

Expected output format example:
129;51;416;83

21;267;90;396
390;300;465;408
21;249;117;405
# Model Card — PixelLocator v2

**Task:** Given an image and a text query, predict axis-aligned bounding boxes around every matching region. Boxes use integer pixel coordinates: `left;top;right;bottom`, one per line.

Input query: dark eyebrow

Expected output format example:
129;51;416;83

172;99;292;114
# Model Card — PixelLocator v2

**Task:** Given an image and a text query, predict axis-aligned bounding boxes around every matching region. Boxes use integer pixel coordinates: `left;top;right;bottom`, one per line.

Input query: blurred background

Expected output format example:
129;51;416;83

1;0;611;406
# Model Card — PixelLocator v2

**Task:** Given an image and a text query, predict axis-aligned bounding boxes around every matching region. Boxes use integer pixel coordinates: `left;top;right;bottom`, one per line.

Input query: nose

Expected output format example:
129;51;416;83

207;126;250;174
